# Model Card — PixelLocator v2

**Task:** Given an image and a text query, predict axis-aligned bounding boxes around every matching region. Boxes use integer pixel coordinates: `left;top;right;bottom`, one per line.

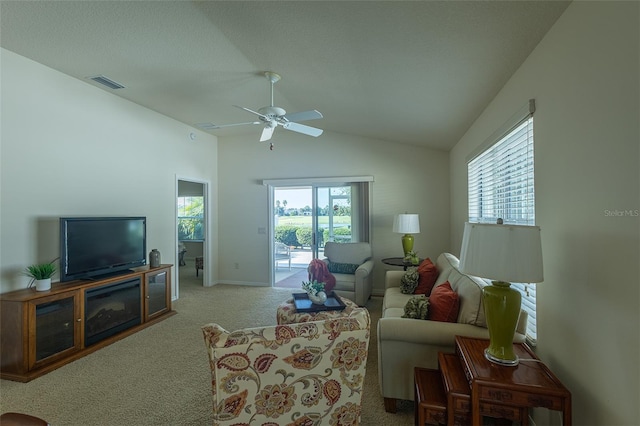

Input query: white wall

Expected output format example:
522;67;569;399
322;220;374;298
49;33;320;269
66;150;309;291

216;130;450;293
0;49;219;297
450;2;639;424
0;48;450;298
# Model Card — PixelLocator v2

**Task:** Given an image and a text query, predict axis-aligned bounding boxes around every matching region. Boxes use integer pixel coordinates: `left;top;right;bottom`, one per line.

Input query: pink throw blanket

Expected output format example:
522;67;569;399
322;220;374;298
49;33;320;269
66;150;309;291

308;259;336;293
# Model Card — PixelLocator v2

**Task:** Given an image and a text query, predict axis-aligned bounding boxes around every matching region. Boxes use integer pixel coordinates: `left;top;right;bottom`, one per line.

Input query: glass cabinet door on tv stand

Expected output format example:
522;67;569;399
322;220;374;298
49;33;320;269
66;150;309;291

29;290;82;369
145;266;171;320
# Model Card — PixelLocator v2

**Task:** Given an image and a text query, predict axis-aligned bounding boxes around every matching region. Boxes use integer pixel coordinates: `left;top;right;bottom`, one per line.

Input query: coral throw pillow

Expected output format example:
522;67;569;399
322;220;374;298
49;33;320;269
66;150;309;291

414;258;438;295
428;281;459;323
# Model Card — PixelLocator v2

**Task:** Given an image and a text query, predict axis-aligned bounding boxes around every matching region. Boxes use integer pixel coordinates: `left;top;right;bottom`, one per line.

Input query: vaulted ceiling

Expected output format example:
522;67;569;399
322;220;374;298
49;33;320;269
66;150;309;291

0;1;570;150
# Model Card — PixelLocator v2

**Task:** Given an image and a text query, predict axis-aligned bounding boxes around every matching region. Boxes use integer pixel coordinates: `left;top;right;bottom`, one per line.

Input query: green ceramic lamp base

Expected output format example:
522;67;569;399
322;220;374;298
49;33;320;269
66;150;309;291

401;234;414;256
482;280;522;367
484;349;519;366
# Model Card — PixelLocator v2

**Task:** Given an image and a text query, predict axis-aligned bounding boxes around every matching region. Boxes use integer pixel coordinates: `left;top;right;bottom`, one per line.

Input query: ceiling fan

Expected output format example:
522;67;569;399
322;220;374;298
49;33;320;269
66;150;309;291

204;71;323;145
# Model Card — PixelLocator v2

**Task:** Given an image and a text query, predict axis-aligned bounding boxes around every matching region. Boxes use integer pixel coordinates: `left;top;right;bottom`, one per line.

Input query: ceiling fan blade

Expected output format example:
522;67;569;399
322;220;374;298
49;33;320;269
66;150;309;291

260;124;275;142
198;121;260;130
282;122;323;137
282;110;323;123
234;105;268;119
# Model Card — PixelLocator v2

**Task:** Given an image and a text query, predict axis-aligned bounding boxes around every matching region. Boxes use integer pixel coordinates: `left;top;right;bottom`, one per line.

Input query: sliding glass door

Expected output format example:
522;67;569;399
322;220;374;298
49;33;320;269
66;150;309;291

314;185;352;259
267;178;371;288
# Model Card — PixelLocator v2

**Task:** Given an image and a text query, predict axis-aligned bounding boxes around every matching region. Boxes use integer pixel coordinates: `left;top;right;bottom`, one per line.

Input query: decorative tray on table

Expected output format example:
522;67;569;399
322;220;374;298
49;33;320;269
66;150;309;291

292;291;347;312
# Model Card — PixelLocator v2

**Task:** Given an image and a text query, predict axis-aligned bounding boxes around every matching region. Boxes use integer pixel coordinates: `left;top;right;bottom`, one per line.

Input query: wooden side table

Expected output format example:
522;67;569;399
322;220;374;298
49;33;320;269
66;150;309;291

438;352;471;425
381;257;422;271
455;336;572;426
414;367;447;425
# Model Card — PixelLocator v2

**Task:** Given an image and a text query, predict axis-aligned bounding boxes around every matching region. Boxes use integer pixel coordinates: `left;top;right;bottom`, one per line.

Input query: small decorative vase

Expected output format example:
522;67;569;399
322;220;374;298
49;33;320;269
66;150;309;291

35;278;51;292
308;291;327;305
149;249;161;268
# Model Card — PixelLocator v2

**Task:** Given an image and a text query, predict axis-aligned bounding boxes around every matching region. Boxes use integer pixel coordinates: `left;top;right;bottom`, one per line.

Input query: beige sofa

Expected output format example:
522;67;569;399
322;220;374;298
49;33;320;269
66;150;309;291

377;252;528;412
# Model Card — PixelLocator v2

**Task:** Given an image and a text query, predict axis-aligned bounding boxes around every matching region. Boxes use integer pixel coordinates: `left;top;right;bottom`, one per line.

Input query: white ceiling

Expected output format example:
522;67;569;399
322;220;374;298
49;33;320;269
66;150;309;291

0;1;570;150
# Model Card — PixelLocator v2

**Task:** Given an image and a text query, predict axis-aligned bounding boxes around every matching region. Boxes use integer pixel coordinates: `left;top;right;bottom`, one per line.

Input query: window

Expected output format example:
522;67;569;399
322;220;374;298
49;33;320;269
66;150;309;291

467;100;538;343
177;196;204;240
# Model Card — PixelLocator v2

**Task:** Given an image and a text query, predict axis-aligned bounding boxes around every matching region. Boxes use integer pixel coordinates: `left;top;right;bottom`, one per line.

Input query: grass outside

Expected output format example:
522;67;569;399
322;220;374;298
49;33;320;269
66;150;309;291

276;215;351;227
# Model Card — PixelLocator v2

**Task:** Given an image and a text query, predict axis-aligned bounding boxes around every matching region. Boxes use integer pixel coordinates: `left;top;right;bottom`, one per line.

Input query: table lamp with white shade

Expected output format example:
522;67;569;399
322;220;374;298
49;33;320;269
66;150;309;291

459;221;543;366
393;214;420;256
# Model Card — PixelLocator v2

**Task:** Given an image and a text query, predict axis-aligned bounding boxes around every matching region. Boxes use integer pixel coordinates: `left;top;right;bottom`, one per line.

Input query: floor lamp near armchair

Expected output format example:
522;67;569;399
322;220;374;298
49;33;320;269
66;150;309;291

459;221;543;366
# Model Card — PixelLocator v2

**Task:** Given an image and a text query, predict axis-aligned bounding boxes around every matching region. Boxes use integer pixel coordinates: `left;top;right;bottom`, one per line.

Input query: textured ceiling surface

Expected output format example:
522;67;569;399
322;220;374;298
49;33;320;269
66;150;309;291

0;1;570;150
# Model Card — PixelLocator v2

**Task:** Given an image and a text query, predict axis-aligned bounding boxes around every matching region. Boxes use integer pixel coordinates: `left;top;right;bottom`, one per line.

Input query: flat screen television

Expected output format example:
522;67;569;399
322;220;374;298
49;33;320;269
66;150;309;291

60;217;147;282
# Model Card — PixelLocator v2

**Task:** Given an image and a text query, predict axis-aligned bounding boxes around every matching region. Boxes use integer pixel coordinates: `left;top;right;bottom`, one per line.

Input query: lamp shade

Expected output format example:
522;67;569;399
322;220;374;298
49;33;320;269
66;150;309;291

459;222;543;283
393;214;420;234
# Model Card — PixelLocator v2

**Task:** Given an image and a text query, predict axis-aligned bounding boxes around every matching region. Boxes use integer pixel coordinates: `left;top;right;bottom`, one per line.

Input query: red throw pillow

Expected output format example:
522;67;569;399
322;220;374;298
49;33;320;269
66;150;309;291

414;258;438;295
428;281;459;323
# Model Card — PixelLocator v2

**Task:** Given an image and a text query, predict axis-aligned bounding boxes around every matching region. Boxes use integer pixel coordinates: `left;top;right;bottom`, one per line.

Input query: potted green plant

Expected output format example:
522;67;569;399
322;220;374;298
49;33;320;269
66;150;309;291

403;251;420;266
25;261;57;291
301;279;327;305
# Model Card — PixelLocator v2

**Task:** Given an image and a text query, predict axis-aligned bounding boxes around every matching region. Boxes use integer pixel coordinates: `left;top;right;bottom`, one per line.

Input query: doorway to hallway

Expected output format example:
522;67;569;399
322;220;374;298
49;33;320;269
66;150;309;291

176;178;208;297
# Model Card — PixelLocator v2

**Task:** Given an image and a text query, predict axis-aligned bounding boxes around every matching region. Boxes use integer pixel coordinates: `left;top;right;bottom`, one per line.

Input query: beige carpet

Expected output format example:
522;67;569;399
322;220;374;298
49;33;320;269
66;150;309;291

275;268;309;289
0;271;414;425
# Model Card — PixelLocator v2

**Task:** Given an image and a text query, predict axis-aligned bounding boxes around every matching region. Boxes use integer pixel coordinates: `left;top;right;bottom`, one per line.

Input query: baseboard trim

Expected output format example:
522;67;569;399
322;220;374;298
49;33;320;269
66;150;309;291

372;288;385;297
214;280;270;287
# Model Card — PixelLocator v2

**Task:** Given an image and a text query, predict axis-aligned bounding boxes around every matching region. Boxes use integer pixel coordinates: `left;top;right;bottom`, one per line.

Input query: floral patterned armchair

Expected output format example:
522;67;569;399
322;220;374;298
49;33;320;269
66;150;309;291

201;307;371;426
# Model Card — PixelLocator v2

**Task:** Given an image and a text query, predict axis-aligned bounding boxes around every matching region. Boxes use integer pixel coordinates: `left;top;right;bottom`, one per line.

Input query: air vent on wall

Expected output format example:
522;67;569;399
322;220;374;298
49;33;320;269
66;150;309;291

87;75;126;90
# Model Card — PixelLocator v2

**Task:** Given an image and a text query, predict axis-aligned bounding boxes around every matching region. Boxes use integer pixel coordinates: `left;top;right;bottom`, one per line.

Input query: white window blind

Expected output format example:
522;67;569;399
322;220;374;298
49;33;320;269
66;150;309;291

468;118;535;225
467;105;538;343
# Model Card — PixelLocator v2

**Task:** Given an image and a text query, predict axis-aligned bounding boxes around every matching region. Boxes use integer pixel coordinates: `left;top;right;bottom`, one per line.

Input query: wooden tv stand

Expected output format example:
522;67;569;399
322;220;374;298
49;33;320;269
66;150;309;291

0;264;175;382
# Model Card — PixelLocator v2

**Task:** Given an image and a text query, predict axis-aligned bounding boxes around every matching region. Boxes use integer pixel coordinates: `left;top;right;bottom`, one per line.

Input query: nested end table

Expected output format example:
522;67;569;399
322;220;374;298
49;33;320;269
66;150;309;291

414;367;447;425
454;336;572;426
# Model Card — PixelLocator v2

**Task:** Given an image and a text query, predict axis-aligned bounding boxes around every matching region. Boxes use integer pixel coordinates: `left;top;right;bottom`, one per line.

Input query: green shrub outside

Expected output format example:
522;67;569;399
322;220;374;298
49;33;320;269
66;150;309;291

276;225;352;248
296;227;313;247
323;227;352;243
275;226;299;247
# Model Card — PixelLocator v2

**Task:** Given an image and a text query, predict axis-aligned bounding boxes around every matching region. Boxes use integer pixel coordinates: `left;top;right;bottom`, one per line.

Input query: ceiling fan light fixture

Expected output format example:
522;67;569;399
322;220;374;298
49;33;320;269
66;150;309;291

201;71;323;144
258;106;287;118
264;71;281;84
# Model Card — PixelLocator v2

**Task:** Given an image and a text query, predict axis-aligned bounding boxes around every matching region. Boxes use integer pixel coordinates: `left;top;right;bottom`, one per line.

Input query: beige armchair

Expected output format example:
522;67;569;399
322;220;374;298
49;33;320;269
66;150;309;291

201;307;371;426
321;242;374;306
